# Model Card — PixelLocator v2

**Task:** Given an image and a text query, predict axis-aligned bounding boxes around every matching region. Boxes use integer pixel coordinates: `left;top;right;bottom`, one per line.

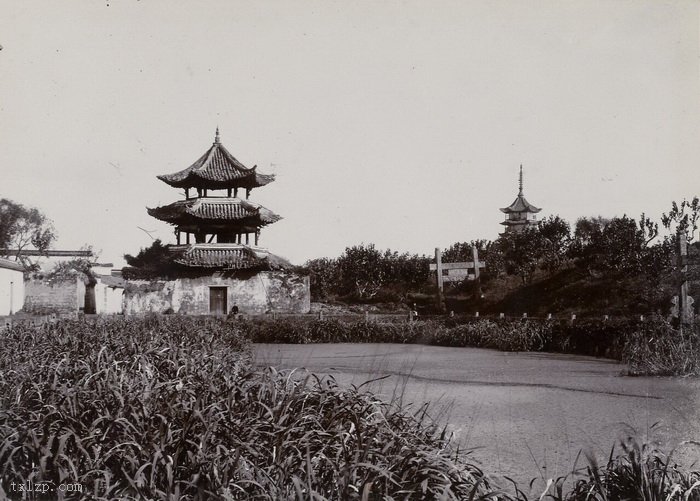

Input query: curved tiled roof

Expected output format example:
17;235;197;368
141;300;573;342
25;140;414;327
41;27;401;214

169;244;293;270
157;131;275;190
171;244;262;269
147;198;282;226
500;195;541;213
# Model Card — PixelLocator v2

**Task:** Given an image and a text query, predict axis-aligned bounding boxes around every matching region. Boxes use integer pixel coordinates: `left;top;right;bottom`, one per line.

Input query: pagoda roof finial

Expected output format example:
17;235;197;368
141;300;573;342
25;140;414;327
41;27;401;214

214;126;221;144
518;164;523;196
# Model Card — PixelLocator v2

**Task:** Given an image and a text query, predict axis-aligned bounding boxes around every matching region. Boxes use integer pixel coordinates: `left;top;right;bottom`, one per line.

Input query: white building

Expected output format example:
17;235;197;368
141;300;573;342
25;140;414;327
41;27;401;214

0;257;25;315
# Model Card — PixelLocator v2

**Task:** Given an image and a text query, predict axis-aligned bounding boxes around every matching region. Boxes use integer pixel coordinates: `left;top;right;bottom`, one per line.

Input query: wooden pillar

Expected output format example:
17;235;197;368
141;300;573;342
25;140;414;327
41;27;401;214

234;187;238;198
245;188;251;199
435;247;446;314
255;230;260;246
679;234;693;326
203;189;208;197
227;188;232;197
245;233;250;245
472;247;481;280
435;247;444;292
176;230;181;245
186;232;190;244
197;188;202;197
185;188;190;199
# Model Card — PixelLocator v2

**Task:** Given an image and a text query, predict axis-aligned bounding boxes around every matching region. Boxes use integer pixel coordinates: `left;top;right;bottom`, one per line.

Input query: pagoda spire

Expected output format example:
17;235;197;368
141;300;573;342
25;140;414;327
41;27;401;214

499;164;541;234
214;126;220;144
518;164;523;196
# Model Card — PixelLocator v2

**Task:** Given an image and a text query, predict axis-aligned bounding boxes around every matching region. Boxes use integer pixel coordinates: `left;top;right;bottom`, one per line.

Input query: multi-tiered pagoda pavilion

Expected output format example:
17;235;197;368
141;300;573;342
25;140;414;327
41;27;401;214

148;128;284;271
499;165;541;233
126;129;310;315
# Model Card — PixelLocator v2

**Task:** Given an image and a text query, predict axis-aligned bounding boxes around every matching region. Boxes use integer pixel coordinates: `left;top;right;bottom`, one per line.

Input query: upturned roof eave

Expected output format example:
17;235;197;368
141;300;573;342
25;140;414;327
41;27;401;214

500;196;542;213
147;199;282;225
156;142;275;189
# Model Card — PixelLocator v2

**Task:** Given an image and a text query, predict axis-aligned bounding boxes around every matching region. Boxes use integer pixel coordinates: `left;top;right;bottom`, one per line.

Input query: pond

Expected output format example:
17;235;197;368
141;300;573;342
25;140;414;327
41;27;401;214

254;343;700;488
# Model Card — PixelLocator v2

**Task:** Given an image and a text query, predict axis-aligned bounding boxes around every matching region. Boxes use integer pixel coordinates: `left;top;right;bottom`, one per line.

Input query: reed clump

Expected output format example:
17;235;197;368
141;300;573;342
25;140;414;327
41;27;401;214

506;435;700;501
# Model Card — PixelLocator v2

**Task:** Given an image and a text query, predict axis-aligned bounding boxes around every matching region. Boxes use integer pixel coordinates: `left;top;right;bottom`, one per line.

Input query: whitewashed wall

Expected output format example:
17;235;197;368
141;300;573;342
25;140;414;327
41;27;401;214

0;267;24;315
94;281;125;314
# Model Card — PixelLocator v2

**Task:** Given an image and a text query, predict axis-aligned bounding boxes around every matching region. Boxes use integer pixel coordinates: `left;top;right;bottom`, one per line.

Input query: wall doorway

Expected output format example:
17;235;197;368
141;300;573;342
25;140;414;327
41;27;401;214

209;287;228;315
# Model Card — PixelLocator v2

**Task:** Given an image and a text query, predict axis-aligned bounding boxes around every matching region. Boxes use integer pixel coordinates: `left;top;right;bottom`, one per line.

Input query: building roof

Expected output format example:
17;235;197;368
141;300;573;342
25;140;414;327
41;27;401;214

500;195;541;214
0;257;24;272
156;129;275;190
169;244;291;270
147;197;281;227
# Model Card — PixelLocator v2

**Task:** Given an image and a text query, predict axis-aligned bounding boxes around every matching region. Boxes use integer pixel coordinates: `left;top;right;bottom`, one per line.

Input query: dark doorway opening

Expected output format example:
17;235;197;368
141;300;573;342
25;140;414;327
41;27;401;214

209;287;228;315
84;284;96;314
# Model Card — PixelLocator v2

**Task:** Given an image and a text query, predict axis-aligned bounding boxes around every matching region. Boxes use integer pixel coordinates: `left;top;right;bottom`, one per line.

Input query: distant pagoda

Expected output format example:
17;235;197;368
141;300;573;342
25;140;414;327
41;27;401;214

499;165;541;233
148;128;286;270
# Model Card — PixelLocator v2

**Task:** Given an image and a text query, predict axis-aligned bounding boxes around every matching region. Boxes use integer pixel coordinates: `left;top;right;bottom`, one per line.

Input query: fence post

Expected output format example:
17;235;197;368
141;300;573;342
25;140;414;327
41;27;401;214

475;311;479;318
640;315;644;322
499;313;505;319
522;313;527;319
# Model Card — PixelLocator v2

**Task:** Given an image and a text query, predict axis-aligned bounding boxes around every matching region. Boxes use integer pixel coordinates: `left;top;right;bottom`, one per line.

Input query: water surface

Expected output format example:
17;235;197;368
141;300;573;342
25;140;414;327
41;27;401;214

254;343;700;487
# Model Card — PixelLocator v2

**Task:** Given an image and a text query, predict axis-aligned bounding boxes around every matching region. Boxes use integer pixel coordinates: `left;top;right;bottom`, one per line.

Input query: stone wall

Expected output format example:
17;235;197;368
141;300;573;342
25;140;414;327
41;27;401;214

24;277;85;314
124;271;310;315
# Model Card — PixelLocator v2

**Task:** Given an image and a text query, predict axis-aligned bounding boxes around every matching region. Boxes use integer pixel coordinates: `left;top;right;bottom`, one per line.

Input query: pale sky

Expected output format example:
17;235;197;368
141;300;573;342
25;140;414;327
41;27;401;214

1;0;698;267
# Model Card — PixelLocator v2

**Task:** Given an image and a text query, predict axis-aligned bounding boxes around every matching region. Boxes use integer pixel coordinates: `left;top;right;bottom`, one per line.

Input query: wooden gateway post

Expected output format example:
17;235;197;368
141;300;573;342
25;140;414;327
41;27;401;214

430;247;486;292
678;235;694;327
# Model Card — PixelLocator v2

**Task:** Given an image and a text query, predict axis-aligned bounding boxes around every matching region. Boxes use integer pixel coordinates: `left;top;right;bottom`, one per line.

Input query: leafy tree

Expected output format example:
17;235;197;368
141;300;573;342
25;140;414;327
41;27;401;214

307;245;431;301
572;216;609;245
662;196;699;241
537;215;571;271
0;198;56;268
337;244;386;299
379;249;431;290
123;239;174;279
572;215;669;277
496;226;545;284
305;257;341;301
442;239;489;263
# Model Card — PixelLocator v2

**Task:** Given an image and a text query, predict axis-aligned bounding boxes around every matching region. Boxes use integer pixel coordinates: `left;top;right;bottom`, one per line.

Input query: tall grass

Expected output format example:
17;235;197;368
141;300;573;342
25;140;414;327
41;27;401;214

506;434;700;501
623;320;700;376
0;317;495;500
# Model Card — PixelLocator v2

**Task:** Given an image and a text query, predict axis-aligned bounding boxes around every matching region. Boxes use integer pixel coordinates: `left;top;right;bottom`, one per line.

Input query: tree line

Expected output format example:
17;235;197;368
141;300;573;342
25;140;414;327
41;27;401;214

305;197;699;303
